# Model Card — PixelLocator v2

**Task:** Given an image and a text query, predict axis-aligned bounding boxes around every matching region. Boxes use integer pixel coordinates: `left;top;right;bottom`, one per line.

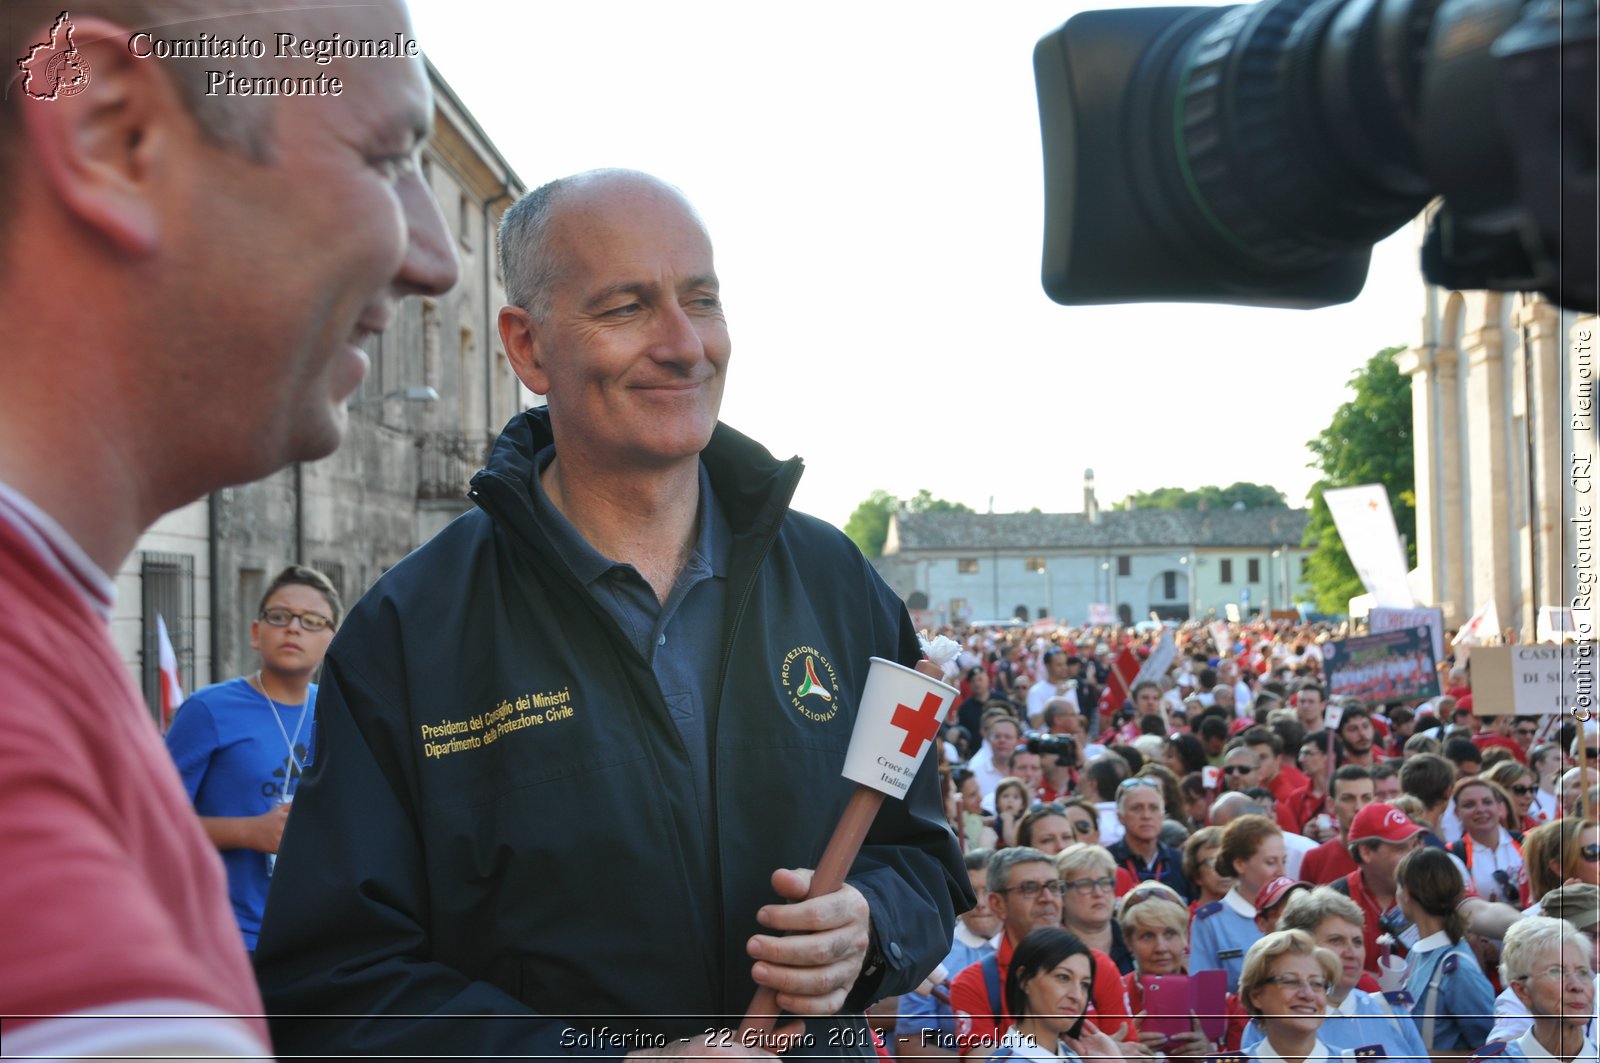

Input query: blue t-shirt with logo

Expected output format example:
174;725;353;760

165;676;316;950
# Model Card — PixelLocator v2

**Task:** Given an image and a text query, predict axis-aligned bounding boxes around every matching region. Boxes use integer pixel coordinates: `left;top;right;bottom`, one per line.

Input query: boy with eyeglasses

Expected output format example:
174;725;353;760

164;565;341;950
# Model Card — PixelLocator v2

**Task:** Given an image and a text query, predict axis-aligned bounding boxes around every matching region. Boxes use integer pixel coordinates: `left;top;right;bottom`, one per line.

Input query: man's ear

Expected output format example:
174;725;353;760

16;18;179;256
498;304;552;395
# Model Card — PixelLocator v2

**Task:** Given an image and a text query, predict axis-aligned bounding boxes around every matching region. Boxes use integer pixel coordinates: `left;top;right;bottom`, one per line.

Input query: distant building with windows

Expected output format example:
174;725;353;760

115;61;528;720
873;473;1310;627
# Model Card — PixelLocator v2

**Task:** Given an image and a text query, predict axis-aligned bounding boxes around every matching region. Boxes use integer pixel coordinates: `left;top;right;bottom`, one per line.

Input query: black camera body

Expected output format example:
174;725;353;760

1034;0;1596;312
1025;730;1079;761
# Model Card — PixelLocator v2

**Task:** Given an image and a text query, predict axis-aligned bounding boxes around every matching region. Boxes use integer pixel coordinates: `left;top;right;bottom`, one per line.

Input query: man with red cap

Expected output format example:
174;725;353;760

1331;803;1424;976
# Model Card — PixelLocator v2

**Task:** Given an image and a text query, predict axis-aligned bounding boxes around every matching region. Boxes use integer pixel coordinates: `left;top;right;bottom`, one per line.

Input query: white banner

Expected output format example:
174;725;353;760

1135;628;1176;687
1324;484;1415;608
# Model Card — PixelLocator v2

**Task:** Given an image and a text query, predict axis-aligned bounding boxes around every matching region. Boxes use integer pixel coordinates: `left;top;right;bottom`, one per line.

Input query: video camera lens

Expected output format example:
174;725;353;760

1034;0;1596;311
1025;731;1079;760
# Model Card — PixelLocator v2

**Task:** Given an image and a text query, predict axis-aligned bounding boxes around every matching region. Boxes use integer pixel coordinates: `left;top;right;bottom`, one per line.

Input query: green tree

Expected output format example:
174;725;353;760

1303;346;1415;612
844;489;971;557
1120;481;1287;510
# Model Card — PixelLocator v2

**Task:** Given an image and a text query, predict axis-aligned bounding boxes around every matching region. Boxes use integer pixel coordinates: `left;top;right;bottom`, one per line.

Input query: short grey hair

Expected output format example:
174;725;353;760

1279;886;1366;936
1224;746;1261;767
1500;916;1587;986
987;846;1054;895
1210;791;1266;825
498;168;696;318
2;0;307;243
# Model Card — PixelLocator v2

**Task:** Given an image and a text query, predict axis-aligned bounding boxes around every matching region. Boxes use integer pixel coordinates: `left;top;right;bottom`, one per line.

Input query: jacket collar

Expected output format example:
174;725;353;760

472;408;804;543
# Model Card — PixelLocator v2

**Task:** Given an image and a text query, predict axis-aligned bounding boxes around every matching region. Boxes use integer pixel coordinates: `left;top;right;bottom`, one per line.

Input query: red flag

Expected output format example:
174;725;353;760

157;613;184;732
1100;648;1142;715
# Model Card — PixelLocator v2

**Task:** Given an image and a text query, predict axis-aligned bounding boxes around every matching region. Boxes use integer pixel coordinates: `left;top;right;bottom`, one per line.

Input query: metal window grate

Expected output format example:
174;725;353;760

141;551;195;725
309;560;346;604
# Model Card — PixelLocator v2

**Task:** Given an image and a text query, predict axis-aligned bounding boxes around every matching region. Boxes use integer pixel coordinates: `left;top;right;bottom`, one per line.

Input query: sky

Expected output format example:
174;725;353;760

409;0;1425;531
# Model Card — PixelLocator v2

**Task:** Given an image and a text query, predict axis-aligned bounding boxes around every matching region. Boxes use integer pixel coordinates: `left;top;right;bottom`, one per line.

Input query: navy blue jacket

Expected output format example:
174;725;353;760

255;409;969;1058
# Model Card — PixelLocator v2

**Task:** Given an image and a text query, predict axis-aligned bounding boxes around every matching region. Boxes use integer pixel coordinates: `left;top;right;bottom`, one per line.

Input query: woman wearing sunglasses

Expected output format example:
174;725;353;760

1448;777;1526;906
1522;817;1600;908
1484;760;1541;833
1057;797;1102;848
1238;930;1383;1063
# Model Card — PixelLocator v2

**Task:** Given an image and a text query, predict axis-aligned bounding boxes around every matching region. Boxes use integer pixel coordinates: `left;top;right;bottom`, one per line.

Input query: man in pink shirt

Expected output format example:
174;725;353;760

0;2;456;1057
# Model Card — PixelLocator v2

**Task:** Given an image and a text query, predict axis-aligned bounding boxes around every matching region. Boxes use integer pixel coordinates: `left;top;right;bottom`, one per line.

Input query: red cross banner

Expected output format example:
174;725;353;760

1323;484;1416;609
842;657;958;798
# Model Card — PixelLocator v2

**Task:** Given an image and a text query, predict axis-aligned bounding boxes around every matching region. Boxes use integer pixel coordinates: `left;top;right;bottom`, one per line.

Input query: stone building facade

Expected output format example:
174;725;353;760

1396;268;1597;636
116;62;527;718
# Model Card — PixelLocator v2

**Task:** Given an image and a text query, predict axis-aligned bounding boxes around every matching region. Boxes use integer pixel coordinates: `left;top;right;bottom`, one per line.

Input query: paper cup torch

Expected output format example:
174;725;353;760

739;653;958;1040
842;657;958;797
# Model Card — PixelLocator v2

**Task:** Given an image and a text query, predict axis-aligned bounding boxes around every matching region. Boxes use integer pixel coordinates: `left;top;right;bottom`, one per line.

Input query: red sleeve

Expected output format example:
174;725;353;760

0;637;266;1042
1300;845;1326;884
948;961;1000;1059
1221;993;1250;1052
1276;797;1306;834
1089;949;1133;1038
1114;866;1136;898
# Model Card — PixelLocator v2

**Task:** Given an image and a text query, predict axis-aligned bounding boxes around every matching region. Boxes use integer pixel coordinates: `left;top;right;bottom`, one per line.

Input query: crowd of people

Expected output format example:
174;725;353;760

885;620;1600;1063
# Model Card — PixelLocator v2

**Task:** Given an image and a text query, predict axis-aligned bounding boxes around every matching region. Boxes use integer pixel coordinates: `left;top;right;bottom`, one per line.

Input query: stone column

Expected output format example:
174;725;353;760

1463;295;1514;631
1515;298;1568;636
1435;343;1466;624
1395;342;1440;609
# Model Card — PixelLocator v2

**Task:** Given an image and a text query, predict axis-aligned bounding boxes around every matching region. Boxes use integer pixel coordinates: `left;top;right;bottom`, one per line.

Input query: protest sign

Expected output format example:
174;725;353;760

1370;606;1446;666
1469;643;1598;716
1321;626;1440;702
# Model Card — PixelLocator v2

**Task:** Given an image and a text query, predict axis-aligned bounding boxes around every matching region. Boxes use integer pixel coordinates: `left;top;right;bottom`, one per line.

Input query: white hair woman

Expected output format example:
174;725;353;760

1490;915;1598;1063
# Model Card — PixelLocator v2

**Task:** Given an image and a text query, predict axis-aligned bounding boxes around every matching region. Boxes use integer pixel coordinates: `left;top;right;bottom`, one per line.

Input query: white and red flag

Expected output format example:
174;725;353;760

156;612;183;732
1451;597;1502;661
1098;648;1143;717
